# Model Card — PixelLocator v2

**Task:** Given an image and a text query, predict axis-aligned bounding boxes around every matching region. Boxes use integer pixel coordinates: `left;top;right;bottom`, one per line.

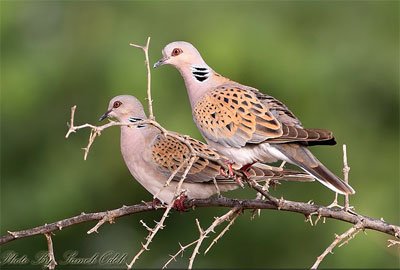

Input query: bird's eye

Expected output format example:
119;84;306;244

171;48;183;56
113;101;122;108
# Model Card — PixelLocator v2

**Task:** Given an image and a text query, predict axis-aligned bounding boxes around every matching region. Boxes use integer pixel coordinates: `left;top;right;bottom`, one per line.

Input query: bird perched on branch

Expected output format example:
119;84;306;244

99;95;312;205
154;41;355;195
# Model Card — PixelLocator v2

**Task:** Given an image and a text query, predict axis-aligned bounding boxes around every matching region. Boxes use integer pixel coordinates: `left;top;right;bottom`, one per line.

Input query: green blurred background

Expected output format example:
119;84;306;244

1;1;399;269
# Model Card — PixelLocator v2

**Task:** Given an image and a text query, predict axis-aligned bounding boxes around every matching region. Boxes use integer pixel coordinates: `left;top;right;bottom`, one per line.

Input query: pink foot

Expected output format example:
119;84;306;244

219;167;228;177
225;160;235;177
219;160;235;177
240;162;256;178
234;176;244;187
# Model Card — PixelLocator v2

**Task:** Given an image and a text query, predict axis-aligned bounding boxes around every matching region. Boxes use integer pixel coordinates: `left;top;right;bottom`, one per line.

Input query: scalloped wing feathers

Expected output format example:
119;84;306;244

150;133;311;184
151;134;222;183
193;85;335;147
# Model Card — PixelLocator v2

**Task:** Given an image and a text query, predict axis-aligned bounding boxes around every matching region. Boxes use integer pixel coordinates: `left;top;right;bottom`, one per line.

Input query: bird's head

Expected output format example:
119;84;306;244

153;41;206;69
99;95;146;122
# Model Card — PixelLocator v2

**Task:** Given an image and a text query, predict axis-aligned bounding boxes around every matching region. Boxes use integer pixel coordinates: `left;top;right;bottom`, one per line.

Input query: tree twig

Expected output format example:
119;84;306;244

126;156;197;269
87;211;115;234
44;233;57;270
387;239;400;247
204;209;241;254
311;222;363;269
342;144;351;210
163;240;198;269
129;37;153;119
3;198;397;245
188;207;242;269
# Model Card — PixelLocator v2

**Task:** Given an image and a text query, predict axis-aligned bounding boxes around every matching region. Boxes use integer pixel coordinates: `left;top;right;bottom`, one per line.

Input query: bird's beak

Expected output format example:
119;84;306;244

153;57;169;68
99;109;112;121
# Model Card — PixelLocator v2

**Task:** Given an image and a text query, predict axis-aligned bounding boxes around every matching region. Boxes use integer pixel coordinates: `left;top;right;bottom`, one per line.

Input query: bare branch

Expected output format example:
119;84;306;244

327;192;340;208
126;156;197;269
1;203;157;245
163;240;199;269
65;106;138;160
188;207;242;269
388;239;400;247
327;144;353;210
342;144;351;210
129;37;153;119
311;222;363;269
204;209;241;254
87;211;115;234
44;233;57;270
125;204;173;269
2;197;399;246
246;179;280;206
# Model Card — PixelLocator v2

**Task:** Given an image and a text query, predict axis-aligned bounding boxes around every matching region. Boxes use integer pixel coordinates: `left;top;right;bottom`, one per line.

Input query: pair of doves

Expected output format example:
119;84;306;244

99;41;355;204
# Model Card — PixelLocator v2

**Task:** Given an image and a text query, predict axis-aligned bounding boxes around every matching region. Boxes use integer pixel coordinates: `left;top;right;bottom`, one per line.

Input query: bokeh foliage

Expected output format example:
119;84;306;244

1;1;399;268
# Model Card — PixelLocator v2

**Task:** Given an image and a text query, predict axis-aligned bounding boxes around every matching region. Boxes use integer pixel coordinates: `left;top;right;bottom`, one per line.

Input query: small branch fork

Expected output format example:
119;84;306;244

342;144;351;210
126;156;196;269
44;233;57;270
311;222;364;269
129;37;154;119
327;144;353;210
162;208;241;269
188;207;242;269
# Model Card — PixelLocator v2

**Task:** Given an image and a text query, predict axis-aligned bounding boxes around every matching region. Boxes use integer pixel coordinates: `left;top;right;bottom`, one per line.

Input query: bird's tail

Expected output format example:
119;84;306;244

272;144;355;195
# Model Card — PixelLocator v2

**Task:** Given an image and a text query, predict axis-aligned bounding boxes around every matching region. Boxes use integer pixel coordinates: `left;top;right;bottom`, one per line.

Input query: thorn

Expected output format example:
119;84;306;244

7;231;18;238
56;222;63;230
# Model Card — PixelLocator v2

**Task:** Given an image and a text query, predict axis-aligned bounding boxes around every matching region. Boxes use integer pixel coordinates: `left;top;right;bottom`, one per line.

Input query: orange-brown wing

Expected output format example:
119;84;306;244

193;87;283;147
151;134;224;182
194;86;336;147
151;134;315;184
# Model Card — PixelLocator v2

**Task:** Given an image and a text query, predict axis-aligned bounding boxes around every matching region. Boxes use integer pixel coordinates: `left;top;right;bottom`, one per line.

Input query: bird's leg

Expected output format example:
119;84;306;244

219;160;235;177
173;194;189;212
234;176;245;188
225;160;235;177
240;162;256;178
219;168;228;177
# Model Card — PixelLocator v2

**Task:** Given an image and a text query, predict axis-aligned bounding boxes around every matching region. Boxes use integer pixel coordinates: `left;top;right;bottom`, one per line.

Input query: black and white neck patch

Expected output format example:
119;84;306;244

191;66;210;82
128;117;146;128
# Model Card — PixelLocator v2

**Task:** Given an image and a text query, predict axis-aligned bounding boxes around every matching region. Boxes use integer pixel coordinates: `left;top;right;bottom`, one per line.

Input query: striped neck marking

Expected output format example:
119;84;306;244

191;66;210;82
129;117;146;128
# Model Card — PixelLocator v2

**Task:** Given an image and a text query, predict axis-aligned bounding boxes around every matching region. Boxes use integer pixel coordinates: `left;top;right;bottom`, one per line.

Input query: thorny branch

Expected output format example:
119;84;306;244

310;144;358;268
129;37;154;119
126;156;197;269
204;209;240;254
188;207;242;269
311;222;363;269
2;197;399;245
327;145;352;210
342;144;351;210
44;233;57;270
87;211;115;234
